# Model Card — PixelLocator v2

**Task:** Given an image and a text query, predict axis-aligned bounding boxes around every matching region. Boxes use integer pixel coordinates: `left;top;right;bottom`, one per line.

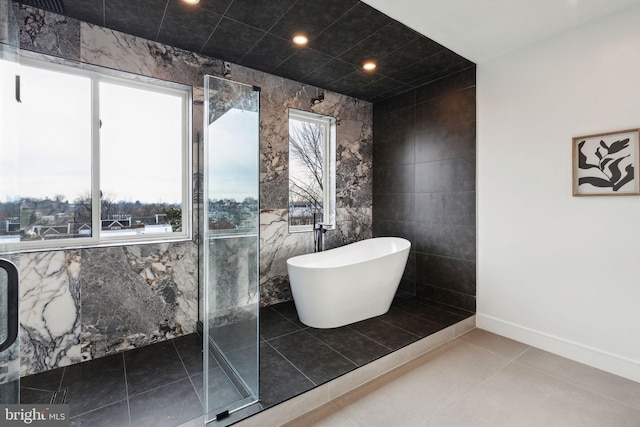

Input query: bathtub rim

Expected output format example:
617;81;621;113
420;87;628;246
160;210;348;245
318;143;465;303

286;236;411;269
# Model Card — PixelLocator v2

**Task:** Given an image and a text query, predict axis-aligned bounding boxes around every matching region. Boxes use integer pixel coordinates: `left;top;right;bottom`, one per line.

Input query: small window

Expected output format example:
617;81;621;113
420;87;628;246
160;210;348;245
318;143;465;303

288;109;336;232
0;57;191;250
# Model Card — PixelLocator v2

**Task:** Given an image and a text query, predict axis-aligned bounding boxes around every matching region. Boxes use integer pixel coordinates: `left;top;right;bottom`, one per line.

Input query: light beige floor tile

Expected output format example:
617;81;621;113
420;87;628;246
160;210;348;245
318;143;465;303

424;414;490;427
331;340;509;426
282;403;358;427
441;361;640;427
459;328;529;359
516;347;640;411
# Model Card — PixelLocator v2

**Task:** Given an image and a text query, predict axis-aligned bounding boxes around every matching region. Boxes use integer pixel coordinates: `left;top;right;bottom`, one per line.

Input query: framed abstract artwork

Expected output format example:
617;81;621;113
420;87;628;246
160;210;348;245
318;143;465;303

572;128;640;196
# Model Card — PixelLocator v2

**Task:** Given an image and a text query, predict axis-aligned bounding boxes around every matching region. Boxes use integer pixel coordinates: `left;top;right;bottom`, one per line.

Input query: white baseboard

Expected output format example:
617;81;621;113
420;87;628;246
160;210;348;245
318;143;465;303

476;314;640;383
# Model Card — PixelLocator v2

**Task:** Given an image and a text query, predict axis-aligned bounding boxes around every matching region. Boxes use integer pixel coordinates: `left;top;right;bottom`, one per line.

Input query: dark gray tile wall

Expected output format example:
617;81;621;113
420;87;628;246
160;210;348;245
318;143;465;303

373;67;476;312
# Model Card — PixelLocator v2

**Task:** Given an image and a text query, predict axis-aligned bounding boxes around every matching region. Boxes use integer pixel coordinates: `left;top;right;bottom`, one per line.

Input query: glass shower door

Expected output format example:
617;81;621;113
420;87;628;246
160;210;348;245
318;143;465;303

203;76;260;422
0;260;19;404
0;0;21;404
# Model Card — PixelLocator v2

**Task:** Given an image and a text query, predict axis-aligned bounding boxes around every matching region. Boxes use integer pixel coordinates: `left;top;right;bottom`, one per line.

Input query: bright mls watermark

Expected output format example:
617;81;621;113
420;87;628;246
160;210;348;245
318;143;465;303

1;405;69;426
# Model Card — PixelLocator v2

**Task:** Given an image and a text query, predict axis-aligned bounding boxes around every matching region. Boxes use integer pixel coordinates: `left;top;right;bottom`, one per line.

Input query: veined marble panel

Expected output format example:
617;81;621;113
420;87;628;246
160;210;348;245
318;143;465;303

14;3;80;60
207;236;259;311
19;251;82;376
259;209;313;305
259;209;371;303
17;242;198;375
259;208;373;305
80;23;226;88
79;243;197;360
313;92;374;210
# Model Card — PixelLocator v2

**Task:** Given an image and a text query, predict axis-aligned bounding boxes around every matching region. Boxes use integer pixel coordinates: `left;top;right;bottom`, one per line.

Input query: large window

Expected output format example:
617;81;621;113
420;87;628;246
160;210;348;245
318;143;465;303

288;109;336;232
0;58;191;250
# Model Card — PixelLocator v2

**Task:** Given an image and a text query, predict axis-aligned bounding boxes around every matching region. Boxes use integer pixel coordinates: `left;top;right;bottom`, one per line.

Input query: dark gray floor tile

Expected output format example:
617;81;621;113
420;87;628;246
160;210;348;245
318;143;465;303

20;387;55;404
350;316;420;350
210;316;258;354
381;307;446;337
268;301;306;326
173;333;204;376
223;344;258;397
393;296;471;326
307;326;392;366
20;366;64;391
268;330;357;385
61;353;127;417
259;342;313;408
0;380;18;403
259;306;303;340
191;367;243;414
125;340;189;396
190;373;204;406
69;399;130;427
129;378;203;427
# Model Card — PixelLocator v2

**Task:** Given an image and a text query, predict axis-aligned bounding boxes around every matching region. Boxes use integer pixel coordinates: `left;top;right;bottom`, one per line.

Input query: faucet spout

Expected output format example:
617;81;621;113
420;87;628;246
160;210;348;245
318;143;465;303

312;213;328;252
314;223;327;252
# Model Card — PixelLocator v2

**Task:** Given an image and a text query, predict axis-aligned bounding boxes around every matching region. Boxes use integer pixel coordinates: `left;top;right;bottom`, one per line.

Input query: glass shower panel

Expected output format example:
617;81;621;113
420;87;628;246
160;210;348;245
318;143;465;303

0;260;19;404
0;0;20;404
203;76;260;422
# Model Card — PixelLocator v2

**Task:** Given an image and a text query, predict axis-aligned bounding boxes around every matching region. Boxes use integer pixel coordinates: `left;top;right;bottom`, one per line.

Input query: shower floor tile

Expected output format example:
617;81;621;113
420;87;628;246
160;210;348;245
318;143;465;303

128;378;203;427
68;399;130;427
19;295;473;425
19;337;207;426
125;340;189;396
259;342;314;408
269;330;357;385
61;353;127;415
259;306;303;340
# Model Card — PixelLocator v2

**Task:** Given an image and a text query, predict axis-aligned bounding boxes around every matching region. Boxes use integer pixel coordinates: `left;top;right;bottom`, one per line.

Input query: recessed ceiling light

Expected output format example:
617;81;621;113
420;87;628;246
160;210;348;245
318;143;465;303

293;35;309;46
363;62;377;71
183;0;200;4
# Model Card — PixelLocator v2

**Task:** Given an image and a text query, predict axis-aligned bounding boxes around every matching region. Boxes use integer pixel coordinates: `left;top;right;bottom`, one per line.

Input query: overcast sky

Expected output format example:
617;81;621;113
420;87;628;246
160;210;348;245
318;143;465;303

1;61;183;204
207;108;259;202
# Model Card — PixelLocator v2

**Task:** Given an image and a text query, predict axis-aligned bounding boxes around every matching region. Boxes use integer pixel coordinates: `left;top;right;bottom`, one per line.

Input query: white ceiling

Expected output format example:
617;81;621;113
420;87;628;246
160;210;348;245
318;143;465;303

363;0;640;63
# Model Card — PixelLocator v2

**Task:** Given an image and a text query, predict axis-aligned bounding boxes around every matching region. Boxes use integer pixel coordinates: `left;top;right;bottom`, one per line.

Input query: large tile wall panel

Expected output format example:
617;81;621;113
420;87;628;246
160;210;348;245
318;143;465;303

373;67;476;312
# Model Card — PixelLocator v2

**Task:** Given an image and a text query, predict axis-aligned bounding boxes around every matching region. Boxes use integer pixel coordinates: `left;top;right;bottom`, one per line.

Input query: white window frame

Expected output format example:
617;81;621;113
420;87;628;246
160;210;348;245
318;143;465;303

14;55;192;251
288;108;336;233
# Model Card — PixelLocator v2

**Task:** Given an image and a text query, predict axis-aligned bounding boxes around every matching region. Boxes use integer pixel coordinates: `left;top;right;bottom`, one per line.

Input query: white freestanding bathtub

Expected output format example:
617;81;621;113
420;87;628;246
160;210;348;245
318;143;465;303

286;237;411;328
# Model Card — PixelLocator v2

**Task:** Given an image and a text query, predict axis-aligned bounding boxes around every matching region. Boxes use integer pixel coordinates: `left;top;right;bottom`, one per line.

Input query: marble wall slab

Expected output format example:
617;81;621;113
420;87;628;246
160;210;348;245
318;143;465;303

208;236;259;313
16;4;80;61
80;243;198;359
13;2;372;375
17;242;198;377
19;251;81;376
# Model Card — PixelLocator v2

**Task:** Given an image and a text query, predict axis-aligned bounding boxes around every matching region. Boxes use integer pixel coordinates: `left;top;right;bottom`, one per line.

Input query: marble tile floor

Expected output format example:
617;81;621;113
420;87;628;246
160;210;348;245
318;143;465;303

19;295;473;427
283;329;640;427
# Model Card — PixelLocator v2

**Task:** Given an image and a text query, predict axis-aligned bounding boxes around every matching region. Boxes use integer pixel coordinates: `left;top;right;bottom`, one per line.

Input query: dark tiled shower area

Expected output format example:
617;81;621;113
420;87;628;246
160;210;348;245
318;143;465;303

20;296;472;426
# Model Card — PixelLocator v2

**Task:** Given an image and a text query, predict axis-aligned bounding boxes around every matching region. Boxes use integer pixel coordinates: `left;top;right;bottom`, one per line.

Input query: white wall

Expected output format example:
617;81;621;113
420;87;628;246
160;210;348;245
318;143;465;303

477;5;640;382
